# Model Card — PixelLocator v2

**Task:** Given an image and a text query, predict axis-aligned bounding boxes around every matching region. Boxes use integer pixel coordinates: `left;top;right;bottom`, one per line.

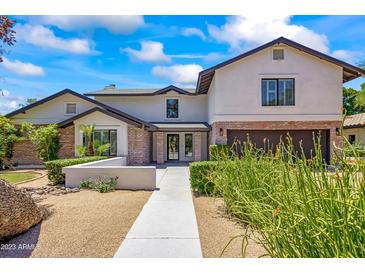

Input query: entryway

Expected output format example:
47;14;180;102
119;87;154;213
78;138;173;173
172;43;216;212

167;134;179;160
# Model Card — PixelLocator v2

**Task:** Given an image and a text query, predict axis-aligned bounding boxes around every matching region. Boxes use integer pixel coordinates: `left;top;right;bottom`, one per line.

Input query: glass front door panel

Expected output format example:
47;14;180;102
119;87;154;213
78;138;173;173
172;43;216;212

167;134;179;160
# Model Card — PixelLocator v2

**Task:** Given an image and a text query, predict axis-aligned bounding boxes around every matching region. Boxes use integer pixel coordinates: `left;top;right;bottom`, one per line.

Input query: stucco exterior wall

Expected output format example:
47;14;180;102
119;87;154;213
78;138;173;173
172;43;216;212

73;111;128;157
95;90;208;122
63;157;156;190
207;45;343;124
11;93;97;125
343;128;365;145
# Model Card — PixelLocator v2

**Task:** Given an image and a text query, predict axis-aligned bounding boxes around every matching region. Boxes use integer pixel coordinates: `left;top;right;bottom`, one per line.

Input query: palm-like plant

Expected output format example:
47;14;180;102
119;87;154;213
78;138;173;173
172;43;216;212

93;140;110;156
79;124;95;156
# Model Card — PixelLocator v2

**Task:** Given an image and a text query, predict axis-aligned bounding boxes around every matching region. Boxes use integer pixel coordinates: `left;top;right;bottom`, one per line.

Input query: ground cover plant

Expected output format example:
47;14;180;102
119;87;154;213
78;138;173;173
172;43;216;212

80;176;118;193
195;137;365;258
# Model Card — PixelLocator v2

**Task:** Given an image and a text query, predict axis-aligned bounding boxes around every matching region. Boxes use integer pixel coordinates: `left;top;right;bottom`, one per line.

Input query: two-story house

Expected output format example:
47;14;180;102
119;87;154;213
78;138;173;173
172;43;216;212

6;37;365;165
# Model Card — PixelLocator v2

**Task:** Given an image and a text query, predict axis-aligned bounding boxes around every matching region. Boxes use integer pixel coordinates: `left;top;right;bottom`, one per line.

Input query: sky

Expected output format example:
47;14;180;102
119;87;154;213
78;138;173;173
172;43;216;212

0;15;365;114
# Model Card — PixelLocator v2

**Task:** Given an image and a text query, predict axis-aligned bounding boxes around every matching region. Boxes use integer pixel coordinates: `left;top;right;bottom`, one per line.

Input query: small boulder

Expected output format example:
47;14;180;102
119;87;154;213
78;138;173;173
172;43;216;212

0;179;44;240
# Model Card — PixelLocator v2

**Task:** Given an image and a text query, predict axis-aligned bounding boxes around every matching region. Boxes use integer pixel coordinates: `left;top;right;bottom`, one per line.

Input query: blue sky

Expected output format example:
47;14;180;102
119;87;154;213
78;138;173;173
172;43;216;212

0;15;365;114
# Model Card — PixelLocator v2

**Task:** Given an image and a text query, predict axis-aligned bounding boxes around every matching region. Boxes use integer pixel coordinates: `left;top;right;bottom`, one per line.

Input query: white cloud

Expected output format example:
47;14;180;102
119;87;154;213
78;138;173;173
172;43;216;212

331;49;361;63
0;89;24;114
152;64;203;85
123;41;170;63
15;24;94;54
181;27;206;40
1;57;45;76
31;15;145;34
207;16;329;53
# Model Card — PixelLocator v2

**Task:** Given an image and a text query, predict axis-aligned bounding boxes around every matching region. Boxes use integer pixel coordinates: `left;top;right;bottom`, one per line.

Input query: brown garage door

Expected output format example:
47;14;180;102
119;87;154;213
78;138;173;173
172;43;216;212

227;129;329;162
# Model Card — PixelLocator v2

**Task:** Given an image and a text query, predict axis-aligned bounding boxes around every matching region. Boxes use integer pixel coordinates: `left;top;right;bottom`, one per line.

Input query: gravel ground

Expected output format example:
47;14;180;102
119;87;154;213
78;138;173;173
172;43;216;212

1;175;151;258
193;195;267;258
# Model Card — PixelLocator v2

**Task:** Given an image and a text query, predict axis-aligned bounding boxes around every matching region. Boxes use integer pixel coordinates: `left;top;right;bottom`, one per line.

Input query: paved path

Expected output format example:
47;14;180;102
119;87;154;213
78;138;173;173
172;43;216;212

114;167;202;258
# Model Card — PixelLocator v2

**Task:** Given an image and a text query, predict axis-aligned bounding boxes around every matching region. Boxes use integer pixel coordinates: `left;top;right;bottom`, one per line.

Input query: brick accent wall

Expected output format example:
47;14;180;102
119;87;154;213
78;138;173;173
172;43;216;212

156;132;164;164
128;126;150;165
58;125;75;159
11;125;75;165
210;120;343;158
11;140;43;165
193;132;202;161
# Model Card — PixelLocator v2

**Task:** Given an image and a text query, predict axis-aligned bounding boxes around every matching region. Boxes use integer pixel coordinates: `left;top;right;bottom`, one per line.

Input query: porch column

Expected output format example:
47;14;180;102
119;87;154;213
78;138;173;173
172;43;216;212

156;132;164;164
193;132;202;161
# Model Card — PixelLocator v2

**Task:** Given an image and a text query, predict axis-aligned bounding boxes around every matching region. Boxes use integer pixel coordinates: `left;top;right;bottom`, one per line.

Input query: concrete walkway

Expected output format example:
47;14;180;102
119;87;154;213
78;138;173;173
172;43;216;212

114;167;202;258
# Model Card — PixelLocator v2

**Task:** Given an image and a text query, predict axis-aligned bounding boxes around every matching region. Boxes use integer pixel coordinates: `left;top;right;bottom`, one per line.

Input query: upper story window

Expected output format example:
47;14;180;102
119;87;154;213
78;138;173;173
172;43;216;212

261;79;295;106
273;48;284;60
166;98;179;119
65;103;77;114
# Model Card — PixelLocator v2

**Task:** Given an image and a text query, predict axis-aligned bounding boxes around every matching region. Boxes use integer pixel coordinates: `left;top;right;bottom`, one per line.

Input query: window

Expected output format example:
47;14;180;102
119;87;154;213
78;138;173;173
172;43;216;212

65;103;77;114
262;79;294;106
349;134;356;144
185;134;193;157
273;48;284;60
83;129;117;156
166;98;179;119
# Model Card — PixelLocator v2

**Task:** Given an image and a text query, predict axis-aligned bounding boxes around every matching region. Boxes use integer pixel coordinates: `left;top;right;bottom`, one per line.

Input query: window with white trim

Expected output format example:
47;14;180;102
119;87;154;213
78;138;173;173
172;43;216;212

262;79;295;106
273;48;284;60
65;103;77;114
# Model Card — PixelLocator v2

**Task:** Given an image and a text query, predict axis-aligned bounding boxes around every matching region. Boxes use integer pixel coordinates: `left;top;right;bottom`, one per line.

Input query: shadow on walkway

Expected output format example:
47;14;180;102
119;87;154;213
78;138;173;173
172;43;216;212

0;224;41;258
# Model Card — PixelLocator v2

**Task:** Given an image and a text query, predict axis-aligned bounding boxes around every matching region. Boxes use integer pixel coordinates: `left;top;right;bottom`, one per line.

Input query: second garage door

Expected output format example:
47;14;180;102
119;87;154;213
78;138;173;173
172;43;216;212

227;129;330;162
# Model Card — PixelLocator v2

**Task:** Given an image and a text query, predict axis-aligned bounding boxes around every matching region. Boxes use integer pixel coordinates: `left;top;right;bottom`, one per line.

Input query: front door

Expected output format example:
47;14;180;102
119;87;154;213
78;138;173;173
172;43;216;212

167;134;179;160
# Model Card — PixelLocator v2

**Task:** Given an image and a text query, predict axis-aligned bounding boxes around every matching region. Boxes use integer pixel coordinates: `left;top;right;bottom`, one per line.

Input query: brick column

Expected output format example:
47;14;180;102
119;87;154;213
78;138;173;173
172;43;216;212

58;125;75;159
156;132;164;164
193;132;202;161
211;122;227;145
128;126;144;165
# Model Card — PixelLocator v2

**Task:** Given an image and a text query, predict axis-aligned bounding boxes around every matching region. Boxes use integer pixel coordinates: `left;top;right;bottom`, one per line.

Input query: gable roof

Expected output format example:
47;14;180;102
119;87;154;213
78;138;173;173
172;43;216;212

58;107;140;128
84;85;196;96
196;37;365;94
343;113;365;129
5;88;156;129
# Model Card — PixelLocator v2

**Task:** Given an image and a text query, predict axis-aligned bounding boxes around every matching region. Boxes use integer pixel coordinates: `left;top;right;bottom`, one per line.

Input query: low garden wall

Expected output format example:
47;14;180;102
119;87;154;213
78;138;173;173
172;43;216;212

62;157;156;190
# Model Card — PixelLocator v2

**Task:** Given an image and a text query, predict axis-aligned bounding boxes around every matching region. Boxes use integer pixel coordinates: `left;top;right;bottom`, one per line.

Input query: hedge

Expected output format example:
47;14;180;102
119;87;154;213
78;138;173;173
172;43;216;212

45;156;107;185
209;144;231;161
189;161;221;195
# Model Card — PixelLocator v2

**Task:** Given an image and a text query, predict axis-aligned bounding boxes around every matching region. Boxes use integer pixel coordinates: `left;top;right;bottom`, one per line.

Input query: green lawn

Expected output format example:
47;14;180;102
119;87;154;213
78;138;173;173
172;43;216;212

0;172;37;184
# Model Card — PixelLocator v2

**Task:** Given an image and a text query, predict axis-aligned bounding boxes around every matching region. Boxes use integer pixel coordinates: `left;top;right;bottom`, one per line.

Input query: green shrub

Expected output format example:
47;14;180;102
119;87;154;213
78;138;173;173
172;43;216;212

23;123;60;161
0;116;19;169
189;161;221;195
45;156;107;185
80;176;118;193
343;141;365;157
209;144;231;161
212;139;365;258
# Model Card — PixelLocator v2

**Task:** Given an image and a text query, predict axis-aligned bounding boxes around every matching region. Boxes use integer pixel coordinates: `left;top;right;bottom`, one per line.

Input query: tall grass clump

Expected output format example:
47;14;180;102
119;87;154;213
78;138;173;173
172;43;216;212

212;136;365;258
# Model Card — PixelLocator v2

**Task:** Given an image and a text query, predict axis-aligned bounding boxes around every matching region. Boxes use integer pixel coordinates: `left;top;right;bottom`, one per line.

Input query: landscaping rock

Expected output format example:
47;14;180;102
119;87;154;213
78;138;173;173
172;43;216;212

0;179;44;240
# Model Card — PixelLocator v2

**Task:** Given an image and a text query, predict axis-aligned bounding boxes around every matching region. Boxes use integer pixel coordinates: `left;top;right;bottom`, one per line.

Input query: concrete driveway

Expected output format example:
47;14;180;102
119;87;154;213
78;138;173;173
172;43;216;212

114;166;202;258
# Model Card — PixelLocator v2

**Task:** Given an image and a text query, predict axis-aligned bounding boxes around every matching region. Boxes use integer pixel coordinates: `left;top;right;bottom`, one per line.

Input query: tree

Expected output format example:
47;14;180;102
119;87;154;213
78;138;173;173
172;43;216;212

22;123;60;161
343;86;365;115
80;124;95;156
18;98;37;108
0;116;18;168
0;16;16;63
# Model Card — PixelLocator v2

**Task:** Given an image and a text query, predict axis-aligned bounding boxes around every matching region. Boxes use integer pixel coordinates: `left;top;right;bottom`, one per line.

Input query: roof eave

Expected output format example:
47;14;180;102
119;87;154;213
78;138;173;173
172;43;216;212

196;36;365;94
